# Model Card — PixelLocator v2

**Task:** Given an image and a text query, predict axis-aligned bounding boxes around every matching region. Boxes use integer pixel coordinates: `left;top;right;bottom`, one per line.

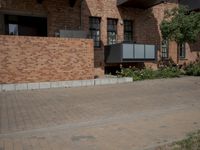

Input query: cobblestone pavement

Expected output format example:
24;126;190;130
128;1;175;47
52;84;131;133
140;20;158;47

0;77;200;150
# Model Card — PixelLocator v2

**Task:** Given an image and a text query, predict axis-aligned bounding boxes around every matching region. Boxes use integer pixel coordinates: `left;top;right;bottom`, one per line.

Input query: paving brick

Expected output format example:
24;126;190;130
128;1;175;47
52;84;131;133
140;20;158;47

4;139;13;150
13;139;22;150
0;139;4;150
0;77;200;150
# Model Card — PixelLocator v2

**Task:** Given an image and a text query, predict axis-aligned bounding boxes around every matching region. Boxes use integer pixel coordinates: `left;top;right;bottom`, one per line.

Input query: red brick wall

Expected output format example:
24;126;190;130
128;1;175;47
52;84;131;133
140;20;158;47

179;41;200;65
0;35;94;84
169;41;178;63
160;41;200;66
0;0;82;36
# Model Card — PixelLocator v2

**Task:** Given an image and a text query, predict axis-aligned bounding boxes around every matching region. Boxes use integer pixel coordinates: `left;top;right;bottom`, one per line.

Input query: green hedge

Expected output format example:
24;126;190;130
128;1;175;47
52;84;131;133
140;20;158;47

117;66;182;81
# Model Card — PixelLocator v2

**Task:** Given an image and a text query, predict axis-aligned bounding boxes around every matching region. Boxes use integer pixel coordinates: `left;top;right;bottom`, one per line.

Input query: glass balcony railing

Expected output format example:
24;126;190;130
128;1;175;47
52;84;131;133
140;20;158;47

105;43;157;63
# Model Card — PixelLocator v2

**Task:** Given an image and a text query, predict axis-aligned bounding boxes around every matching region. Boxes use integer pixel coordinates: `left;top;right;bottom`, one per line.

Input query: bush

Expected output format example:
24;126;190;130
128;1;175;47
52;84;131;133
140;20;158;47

117;67;148;81
173;130;200;150
155;67;182;78
158;130;200;150
184;62;200;76
117;66;182;81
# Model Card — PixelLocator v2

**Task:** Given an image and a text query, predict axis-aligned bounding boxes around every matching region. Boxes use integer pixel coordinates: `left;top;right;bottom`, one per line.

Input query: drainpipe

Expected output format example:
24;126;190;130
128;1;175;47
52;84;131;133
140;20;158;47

80;0;84;30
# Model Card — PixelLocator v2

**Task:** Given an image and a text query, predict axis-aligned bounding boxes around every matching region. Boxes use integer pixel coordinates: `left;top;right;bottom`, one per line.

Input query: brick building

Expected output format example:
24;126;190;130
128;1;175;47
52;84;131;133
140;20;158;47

0;0;199;84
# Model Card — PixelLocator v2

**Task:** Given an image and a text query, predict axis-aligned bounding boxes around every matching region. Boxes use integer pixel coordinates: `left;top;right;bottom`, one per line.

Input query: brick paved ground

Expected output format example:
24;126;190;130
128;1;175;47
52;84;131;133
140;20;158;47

0;77;200;150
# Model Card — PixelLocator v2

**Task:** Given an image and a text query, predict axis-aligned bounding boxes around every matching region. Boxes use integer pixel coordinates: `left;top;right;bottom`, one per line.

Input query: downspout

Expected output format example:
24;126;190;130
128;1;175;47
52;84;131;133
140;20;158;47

80;0;84;30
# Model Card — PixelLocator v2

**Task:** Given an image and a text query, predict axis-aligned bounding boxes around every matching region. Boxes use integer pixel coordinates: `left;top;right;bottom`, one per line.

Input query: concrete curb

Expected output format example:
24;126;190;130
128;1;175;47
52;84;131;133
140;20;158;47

0;77;133;92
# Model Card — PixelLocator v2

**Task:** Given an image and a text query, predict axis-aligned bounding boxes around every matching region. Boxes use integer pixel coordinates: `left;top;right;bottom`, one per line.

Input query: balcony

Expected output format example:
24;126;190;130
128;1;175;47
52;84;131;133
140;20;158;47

105;43;157;63
117;0;164;9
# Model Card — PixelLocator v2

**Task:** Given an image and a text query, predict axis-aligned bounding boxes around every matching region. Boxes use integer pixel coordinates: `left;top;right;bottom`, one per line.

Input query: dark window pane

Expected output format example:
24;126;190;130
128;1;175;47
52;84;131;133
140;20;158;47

179;43;186;58
8;24;18;35
107;19;117;45
124;20;133;42
89;17;101;48
4;14;47;36
161;40;168;58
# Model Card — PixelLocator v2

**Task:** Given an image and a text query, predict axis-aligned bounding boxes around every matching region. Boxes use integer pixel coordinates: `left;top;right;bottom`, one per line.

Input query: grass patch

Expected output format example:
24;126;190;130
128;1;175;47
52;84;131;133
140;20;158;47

156;130;200;150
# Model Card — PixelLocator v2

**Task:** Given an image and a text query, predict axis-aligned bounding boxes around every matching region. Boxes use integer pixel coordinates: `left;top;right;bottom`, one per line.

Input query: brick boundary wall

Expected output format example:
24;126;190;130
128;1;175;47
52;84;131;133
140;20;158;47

0;35;94;84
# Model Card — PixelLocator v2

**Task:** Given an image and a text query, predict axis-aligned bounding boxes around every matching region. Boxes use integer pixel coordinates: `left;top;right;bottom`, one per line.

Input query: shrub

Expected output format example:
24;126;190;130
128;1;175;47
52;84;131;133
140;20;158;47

156;67;182;78
184;54;200;76
158;130;200;150
117;66;182;81
184;62;200;76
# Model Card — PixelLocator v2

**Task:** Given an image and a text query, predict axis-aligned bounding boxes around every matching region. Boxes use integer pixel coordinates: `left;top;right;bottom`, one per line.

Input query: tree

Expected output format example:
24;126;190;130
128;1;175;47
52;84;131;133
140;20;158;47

160;6;200;45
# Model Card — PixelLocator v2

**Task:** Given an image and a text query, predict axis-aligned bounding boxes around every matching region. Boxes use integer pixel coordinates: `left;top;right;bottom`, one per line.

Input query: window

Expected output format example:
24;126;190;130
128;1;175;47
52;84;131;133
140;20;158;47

4;14;47;37
107;19;117;45
161;39;168;58
89;17;101;48
179;43;186;59
8;24;18;35
124;20;133;42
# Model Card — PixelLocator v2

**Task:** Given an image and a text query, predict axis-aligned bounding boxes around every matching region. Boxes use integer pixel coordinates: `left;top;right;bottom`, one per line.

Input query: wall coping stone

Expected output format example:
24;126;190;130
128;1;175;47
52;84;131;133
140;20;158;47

0;35;93;42
0;78;133;92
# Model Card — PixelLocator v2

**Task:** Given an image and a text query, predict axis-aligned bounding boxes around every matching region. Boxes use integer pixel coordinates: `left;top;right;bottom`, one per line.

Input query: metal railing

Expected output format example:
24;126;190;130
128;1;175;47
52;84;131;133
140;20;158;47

105;43;157;63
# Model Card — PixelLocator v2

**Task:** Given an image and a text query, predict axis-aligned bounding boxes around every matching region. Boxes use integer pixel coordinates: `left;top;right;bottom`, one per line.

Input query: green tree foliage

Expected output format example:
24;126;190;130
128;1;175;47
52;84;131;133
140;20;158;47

160;6;200;44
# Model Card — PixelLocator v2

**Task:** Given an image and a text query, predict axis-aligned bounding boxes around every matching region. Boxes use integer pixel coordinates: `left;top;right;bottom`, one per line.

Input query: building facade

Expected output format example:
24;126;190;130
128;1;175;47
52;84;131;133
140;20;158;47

0;0;199;84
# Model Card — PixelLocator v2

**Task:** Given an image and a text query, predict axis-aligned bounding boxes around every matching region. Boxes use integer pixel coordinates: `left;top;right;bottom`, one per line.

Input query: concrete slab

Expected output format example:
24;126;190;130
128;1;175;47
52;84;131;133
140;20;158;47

64;81;73;88
39;82;51;89
81;80;94;86
15;83;28;91
28;83;39;90
71;80;82;87
0;77;133;91
2;84;15;91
